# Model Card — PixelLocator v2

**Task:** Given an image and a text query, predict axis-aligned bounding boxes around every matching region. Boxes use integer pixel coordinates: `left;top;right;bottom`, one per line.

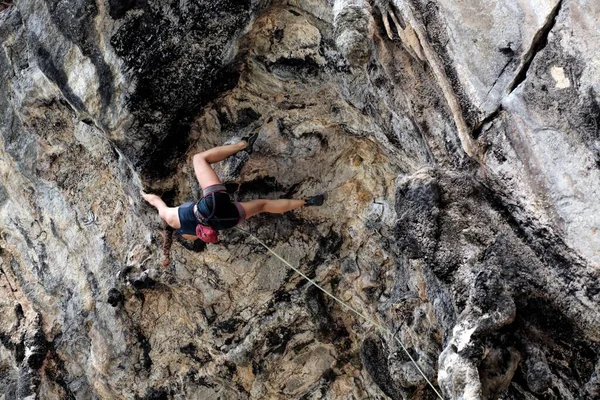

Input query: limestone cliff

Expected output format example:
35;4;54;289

0;0;599;399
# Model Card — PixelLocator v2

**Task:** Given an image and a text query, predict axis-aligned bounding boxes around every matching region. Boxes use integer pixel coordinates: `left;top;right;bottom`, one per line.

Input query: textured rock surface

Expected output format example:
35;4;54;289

0;0;599;399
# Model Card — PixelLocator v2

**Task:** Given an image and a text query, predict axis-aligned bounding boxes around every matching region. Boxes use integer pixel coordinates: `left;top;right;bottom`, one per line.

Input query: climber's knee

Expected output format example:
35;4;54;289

193;152;208;165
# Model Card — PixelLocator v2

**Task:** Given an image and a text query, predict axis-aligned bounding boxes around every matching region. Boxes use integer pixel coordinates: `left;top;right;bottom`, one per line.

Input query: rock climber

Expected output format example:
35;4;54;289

141;133;325;245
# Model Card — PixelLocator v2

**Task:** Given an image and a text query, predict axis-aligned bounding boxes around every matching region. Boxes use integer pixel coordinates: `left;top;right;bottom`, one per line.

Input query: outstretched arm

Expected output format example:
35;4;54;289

140;191;181;229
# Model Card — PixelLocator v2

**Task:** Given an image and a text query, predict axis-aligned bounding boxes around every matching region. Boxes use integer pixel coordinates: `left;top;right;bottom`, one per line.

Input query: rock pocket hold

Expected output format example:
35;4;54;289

107;288;125;307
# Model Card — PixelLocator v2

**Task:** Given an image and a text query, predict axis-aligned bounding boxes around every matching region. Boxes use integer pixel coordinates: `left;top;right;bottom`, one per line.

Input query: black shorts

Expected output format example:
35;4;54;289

196;185;246;231
176;185;246;235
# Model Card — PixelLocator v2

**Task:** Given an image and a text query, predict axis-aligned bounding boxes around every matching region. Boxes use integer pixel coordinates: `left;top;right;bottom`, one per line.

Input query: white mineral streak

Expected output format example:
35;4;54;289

550;66;570;88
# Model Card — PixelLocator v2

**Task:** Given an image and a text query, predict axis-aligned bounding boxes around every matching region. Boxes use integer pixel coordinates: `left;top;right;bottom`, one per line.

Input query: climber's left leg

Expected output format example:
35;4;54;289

192;142;247;190
239;199;307;220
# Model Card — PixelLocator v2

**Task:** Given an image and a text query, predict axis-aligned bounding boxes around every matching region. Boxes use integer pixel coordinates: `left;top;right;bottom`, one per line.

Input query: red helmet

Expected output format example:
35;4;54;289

196;224;218;243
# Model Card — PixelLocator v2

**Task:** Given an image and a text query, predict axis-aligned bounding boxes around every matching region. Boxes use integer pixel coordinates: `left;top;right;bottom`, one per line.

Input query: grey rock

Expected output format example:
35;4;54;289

0;0;599;399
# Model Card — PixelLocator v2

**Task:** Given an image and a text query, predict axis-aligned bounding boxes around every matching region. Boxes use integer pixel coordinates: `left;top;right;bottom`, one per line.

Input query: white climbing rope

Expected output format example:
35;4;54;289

235;227;445;399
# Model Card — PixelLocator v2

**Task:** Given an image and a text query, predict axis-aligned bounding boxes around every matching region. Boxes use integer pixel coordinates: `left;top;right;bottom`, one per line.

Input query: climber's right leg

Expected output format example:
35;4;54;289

192;145;239;190
192;138;256;190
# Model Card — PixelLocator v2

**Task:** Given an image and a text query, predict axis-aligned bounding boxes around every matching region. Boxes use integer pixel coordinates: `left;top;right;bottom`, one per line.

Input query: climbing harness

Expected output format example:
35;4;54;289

235;226;445;399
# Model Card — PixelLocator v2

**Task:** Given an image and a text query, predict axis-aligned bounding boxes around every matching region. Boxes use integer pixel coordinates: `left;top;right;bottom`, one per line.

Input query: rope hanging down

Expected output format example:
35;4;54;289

235;227;445;399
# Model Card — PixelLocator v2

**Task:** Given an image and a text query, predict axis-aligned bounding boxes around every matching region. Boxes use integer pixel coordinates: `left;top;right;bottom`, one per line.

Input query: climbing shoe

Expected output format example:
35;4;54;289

242;131;259;154
304;194;325;207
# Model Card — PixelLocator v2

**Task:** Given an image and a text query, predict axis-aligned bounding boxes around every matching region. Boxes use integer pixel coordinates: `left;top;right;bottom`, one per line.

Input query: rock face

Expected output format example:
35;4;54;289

0;0;598;399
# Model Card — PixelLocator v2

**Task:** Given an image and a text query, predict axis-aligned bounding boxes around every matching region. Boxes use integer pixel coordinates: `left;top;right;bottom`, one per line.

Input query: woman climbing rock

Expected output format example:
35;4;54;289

141;133;325;245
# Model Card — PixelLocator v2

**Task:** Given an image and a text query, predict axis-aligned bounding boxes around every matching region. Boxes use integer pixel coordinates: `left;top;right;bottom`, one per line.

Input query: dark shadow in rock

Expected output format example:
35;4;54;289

0;183;9;206
44;343;78;400
108;0;146;19
265;326;293;356
305;285;350;348
298;369;336;400
212;317;243;336
394;173;441;261
217;106;261;132
135;330;152;372
360;335;405;400
107;288;125;307
263;288;292;317
31;37;87;113
110;1;253;181
310;230;343;270
305;286;332;336
175;236;206;253
14;337;24;363
514;298;597;391
43;0;115;115
0;2;14;13
179;343;212;366
131;273;156;290
236;176;286;198
25;327;48;370
142;387;169;400
268;55;321;79
17;364;41;399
